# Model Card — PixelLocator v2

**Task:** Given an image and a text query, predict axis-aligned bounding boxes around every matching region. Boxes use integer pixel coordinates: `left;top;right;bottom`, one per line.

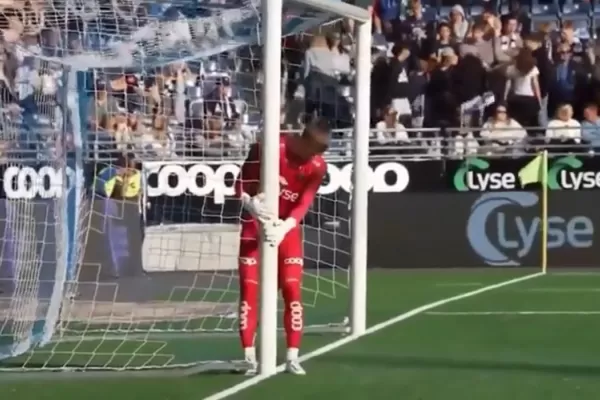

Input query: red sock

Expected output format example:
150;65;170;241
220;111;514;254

239;277;258;349
282;281;303;349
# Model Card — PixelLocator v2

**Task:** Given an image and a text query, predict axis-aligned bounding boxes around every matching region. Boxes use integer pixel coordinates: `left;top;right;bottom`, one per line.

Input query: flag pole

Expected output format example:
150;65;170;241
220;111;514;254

541;150;548;274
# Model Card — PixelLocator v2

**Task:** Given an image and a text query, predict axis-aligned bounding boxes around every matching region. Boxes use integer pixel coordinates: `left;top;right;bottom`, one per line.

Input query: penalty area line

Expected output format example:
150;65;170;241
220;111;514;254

203;271;544;400
427;310;600;316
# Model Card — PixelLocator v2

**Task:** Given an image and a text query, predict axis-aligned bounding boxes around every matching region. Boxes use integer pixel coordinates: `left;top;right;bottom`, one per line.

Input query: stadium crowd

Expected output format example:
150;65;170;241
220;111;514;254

0;0;598;159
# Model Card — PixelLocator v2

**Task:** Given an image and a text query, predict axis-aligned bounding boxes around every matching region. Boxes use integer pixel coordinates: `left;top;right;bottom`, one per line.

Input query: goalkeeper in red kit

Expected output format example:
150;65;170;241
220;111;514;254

234;118;330;375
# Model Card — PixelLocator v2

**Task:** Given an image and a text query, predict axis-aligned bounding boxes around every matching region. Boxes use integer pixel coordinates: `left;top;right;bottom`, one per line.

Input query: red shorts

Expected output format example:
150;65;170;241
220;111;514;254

238;220;303;285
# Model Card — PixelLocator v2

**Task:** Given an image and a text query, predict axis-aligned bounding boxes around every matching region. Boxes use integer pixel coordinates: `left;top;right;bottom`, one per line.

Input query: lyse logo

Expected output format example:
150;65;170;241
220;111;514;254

318;162;410;195
3;166;82;199
279;176;299;203
454;158;517;191
467;192;594;266
548;156;600;190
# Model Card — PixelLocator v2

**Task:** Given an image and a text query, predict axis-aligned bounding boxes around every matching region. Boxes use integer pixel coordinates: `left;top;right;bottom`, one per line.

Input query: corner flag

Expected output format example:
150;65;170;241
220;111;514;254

518;151;549;274
518;153;547;187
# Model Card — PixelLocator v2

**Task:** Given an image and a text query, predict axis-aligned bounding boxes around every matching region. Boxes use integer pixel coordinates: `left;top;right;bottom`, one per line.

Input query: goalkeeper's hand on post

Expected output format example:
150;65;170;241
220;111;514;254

263;218;297;248
241;192;273;223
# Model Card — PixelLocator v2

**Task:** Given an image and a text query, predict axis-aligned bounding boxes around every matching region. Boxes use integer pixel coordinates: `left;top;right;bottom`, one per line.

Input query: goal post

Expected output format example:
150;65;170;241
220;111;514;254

0;0;371;380
259;0;371;376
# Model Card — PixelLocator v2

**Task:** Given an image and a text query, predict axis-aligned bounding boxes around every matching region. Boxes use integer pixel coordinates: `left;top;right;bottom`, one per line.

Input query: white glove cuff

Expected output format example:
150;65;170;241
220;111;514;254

282;218;297;231
240;192;252;208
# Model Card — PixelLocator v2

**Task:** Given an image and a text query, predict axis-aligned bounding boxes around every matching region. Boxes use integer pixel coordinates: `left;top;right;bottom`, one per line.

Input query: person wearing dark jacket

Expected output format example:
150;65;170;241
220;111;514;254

387;42;412;121
370;53;391;125
548;42;587;120
426;47;459;128
452;53;487;105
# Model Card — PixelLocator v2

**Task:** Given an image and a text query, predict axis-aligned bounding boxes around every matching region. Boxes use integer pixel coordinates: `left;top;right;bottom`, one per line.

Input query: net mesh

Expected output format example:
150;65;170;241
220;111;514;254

0;0;353;375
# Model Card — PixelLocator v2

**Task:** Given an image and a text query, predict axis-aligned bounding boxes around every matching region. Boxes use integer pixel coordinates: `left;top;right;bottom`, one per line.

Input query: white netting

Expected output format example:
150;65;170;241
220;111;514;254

0;0;354;375
0;55;73;362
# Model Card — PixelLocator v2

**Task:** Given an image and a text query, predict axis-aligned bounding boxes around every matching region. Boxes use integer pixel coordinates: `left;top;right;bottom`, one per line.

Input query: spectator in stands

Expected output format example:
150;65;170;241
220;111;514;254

426;47;458;127
87;79;119;130
504;48;542;132
429;22;458;61
498;14;522;58
304;33;351;125
557;21;583;61
147;114;171;154
480;103;527;152
524;33;552;126
374;105;409;147
545;103;581;142
370;53;391;122
460;23;496;67
112;112;131;152
449;5;469;42
387;43;412;122
204;77;239;139
373;0;402;40
453;52;487;108
549;42;585;119
581;103;600;150
403;0;428;45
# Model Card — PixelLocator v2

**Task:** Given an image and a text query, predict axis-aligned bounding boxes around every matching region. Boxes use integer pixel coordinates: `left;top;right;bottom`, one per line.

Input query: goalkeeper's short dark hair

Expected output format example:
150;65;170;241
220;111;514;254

304;117;331;137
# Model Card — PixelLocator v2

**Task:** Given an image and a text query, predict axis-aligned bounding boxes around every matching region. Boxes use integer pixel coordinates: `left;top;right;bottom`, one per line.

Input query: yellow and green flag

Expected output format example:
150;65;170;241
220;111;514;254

518;153;547;187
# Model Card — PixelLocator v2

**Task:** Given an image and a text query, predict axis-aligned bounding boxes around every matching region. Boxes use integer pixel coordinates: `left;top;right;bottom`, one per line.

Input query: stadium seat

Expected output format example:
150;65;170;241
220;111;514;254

562;0;592;35
530;0;561;31
592;0;600;28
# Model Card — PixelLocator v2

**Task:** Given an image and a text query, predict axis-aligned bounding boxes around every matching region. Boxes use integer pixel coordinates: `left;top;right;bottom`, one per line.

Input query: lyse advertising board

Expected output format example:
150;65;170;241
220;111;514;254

450;156;600;192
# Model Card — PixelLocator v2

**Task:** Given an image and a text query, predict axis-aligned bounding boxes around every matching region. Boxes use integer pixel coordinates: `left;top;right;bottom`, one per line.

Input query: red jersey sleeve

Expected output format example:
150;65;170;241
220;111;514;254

288;158;326;223
235;142;261;198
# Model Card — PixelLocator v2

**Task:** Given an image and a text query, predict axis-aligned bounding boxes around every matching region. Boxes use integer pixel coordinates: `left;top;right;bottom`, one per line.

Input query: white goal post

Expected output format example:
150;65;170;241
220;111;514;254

0;0;371;380
259;0;371;376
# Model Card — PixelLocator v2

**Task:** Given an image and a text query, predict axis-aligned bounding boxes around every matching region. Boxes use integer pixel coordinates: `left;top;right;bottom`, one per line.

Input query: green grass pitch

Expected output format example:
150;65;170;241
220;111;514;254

6;269;600;400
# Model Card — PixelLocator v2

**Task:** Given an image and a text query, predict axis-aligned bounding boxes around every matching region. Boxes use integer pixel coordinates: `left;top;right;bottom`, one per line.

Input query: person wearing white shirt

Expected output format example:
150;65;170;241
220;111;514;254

504;49;542;132
374;106;409;146
480;104;528;153
545;103;581;141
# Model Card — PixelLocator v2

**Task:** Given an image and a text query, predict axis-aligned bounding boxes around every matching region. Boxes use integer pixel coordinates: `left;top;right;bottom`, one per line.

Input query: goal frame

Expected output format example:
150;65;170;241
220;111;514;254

259;0;371;376
0;0;371;381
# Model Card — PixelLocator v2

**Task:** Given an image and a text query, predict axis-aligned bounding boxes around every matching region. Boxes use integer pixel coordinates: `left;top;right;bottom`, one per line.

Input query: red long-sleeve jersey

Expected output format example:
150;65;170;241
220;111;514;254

234;135;326;223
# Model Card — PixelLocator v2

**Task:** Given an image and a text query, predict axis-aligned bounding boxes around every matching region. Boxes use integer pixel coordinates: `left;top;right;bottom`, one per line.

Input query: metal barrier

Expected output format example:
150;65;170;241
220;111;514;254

78;125;598;162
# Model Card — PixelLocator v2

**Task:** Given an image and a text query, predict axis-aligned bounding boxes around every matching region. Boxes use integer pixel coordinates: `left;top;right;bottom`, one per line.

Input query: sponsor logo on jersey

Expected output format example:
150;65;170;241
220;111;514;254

143;161;410;203
283;257;303;266
239;257;258;266
2;165;82;199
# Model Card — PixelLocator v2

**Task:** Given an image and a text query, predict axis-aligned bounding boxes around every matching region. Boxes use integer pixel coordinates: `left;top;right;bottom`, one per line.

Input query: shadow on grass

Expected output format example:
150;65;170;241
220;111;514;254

319;353;600;377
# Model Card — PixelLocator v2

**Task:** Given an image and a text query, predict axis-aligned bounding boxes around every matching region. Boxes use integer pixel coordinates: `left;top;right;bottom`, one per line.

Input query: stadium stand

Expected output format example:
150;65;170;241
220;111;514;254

0;0;600;159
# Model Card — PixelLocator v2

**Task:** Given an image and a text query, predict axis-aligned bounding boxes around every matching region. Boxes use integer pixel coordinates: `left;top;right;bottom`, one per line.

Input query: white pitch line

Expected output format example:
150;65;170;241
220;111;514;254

551;272;600;276
426;311;600;316
434;282;483;287
520;288;600;293
203;272;544;400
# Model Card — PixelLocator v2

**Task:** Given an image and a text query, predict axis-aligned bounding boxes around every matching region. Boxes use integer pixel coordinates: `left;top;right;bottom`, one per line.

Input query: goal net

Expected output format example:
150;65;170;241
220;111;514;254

0;0;370;376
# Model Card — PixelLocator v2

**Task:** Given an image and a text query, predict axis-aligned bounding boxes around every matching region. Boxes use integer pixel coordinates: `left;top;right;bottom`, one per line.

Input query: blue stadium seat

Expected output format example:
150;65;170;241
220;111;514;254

592;0;600;29
530;0;561;31
422;7;439;21
562;0;592;22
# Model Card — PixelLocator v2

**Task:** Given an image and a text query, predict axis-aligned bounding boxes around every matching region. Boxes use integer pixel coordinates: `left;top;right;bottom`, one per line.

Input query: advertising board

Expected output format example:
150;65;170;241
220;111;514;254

366;191;600;268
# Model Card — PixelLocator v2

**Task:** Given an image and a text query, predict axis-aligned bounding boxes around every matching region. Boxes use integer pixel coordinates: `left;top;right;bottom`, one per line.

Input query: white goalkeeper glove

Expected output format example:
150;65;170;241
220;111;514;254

241;192;272;223
263;218;297;248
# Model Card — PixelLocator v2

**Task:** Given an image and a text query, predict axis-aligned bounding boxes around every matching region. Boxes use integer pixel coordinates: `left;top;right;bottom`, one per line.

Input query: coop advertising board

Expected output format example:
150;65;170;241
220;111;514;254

140;159;428;272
